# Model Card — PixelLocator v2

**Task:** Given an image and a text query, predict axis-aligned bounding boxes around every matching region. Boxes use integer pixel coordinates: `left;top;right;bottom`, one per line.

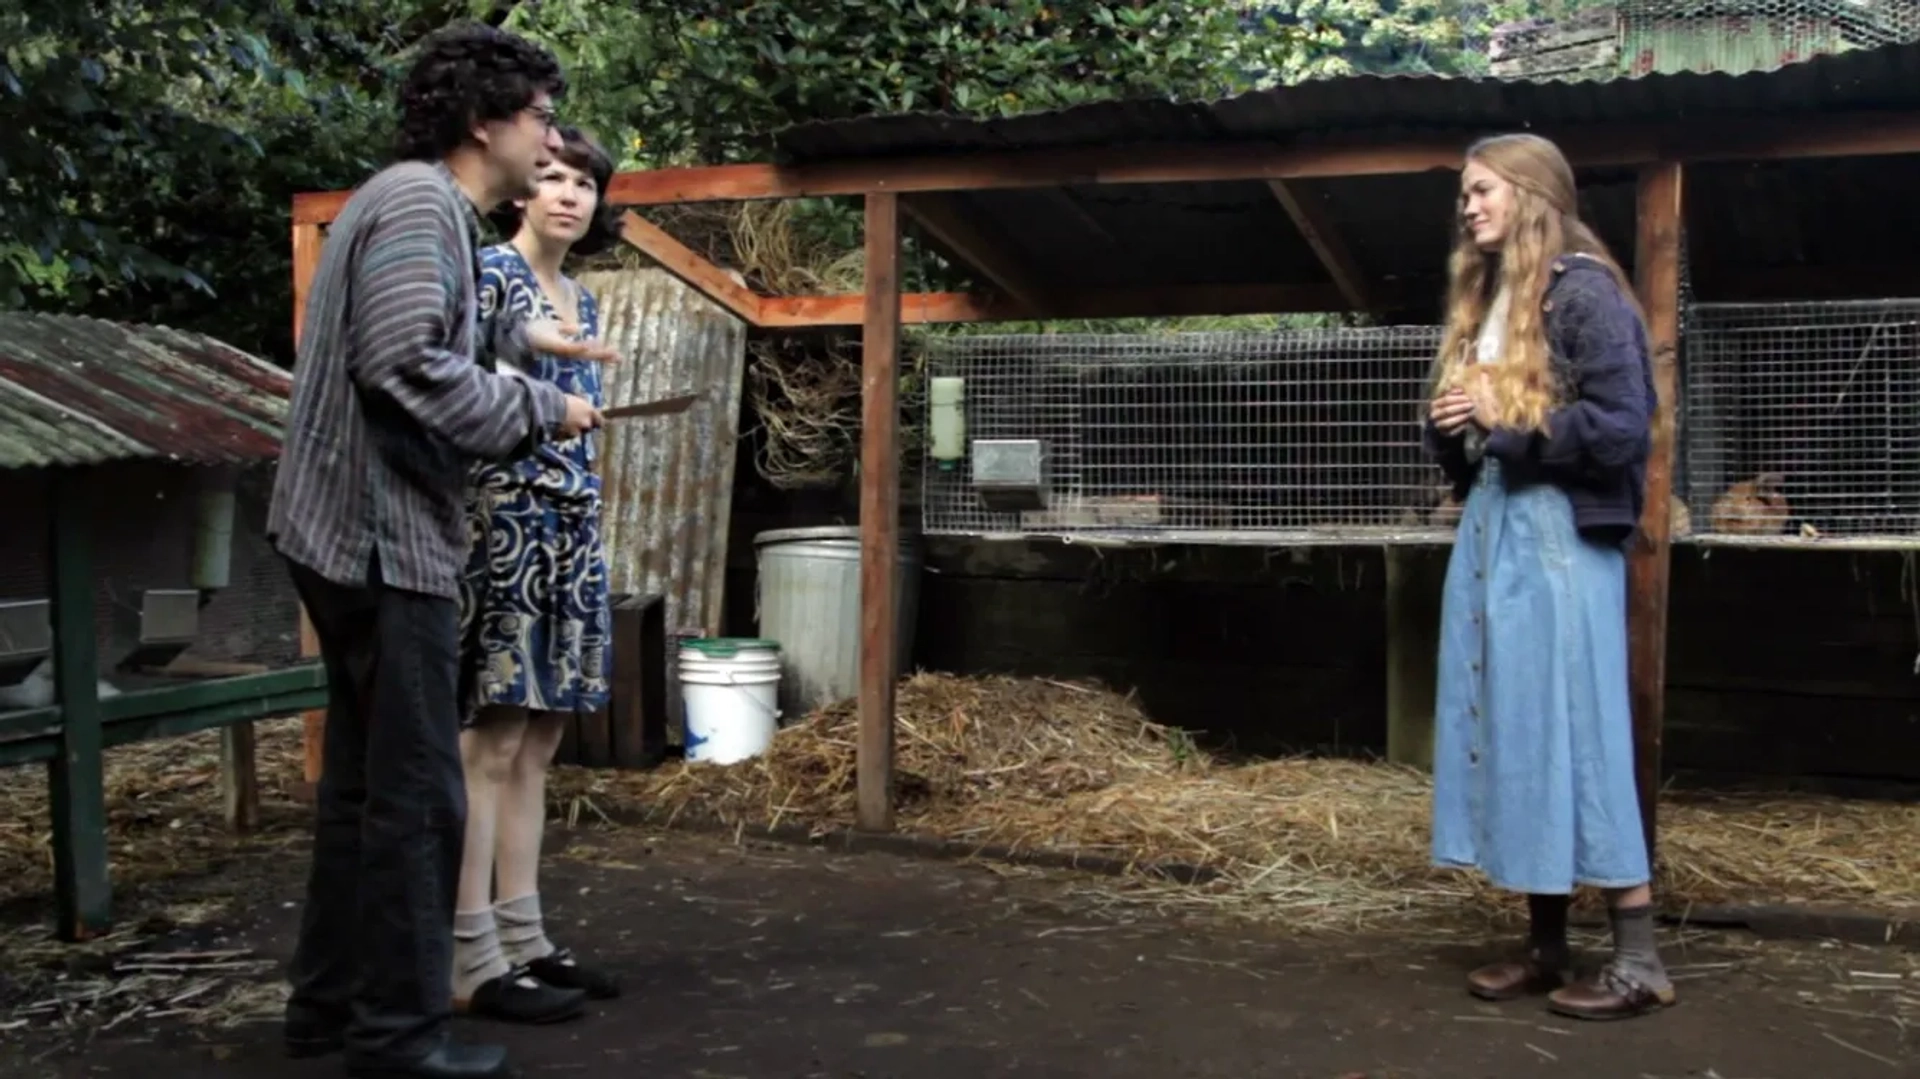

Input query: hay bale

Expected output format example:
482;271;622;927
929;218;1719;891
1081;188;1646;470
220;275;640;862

575;672;1920;933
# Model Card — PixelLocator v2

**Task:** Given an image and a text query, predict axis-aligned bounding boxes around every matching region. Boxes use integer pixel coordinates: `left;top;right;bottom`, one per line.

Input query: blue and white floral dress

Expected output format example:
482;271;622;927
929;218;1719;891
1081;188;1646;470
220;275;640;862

457;244;612;721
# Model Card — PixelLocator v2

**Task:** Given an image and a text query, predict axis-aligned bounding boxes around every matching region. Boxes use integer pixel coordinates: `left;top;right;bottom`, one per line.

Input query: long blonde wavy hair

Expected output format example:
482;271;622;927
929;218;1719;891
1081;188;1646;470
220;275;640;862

1430;133;1641;433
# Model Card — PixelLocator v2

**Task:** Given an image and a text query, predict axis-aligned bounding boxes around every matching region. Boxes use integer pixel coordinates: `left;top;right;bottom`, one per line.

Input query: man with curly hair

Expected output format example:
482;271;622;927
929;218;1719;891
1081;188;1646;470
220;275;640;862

267;21;614;1079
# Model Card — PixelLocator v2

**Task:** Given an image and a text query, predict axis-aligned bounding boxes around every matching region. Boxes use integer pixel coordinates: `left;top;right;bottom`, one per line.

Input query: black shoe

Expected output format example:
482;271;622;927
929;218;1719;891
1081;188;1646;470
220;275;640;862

455;965;586;1025
525;948;621;1001
344;1040;510;1079
283;1001;348;1058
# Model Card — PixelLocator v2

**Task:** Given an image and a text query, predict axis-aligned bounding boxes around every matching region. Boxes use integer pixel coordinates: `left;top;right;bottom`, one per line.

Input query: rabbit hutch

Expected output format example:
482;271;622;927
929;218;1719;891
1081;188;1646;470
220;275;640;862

287;40;1920;845
1489;0;1920;81
0;312;323;939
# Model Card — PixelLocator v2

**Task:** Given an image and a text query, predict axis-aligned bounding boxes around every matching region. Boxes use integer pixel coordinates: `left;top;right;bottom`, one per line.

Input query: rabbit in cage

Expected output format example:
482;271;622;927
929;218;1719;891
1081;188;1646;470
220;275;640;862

1393;482;1463;527
1707;472;1790;535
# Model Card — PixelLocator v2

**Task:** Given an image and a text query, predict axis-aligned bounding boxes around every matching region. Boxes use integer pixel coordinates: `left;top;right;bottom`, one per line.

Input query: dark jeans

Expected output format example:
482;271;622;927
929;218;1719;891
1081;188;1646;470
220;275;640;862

285;555;466;1061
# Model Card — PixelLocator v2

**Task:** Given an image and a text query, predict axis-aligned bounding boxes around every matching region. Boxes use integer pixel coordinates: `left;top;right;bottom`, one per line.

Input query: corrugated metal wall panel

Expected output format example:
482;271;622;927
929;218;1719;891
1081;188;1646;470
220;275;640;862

579;268;749;645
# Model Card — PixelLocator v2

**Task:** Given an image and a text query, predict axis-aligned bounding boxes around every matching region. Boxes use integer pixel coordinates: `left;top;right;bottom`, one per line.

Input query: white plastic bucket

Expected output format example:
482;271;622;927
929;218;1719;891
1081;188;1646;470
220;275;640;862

677;638;783;764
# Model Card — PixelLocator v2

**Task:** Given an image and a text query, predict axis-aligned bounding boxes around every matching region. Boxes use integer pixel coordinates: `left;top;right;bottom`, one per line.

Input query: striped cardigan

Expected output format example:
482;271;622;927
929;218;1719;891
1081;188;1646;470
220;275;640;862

268;160;567;598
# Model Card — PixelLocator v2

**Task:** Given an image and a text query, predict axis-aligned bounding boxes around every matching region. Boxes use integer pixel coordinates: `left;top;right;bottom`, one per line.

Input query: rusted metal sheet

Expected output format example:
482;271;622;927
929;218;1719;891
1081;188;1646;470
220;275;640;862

0;313;290;470
773;40;1920;165
578;268;749;641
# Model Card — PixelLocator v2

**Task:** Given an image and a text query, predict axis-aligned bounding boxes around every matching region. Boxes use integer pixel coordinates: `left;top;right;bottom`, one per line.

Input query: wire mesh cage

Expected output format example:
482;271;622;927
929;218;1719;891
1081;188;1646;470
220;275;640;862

1491;0;1918;82
919;328;1455;543
0;461;305;714
1680;299;1920;546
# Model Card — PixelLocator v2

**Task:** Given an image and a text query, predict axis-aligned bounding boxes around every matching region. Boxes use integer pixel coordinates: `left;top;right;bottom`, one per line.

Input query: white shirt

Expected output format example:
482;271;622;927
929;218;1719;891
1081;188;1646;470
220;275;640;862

1463;286;1510;463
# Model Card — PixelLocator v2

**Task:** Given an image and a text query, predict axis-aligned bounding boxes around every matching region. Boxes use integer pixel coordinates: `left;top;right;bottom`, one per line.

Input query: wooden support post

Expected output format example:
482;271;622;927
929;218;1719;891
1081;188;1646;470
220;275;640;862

856;192;903;833
1629;161;1684;865
190;464;261;833
47;470;110;940
297;610;322;800
221;720;259;832
1384;546;1447;771
291;220;326;799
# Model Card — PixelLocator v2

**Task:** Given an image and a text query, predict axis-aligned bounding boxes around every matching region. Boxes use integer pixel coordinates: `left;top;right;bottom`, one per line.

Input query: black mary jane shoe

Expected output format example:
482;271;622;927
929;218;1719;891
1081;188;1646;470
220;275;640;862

526;947;622;1001
455;964;587;1025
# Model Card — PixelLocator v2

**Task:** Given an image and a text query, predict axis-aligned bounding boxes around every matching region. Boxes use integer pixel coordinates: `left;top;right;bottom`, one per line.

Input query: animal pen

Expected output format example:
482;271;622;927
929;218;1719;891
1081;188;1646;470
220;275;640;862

0;313;327;940
291;42;1920;861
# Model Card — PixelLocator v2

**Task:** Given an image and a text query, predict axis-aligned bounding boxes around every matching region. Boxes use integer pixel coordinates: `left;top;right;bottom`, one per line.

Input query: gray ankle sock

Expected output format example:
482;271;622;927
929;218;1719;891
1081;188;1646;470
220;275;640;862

452;908;511;1001
1607;904;1670;990
495;893;556;966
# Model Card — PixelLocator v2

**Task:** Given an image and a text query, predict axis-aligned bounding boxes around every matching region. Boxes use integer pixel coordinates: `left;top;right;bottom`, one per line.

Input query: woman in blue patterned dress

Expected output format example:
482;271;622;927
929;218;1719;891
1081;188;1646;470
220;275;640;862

451;125;623;1024
1424;134;1673;1022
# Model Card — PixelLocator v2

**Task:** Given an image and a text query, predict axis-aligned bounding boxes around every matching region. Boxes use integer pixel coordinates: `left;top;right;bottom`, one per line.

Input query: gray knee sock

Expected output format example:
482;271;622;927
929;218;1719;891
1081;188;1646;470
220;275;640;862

495;893;556;966
452;908;510;1000
1608;904;1670;991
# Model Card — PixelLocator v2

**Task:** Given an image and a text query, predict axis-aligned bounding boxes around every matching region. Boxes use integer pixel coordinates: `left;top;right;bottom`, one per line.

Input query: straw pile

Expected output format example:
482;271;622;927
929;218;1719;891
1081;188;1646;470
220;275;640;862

0;726;310;906
0;723;310;1034
577;673;1920;931
0;918;287;1036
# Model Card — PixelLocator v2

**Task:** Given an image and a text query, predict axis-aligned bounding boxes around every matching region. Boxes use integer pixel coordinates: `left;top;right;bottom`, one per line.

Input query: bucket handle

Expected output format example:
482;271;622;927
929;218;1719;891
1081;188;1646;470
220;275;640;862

712;668;784;723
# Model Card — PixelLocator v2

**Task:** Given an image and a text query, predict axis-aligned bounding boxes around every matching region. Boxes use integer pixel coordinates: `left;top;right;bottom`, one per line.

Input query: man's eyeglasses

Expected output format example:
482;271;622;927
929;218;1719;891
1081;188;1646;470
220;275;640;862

526;106;557;131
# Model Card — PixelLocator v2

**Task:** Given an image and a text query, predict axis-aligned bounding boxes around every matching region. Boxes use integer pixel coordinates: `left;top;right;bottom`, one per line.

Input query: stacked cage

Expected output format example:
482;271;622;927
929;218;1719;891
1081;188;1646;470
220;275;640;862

1491;0;1919;82
1680;299;1920;546
919;327;1456;543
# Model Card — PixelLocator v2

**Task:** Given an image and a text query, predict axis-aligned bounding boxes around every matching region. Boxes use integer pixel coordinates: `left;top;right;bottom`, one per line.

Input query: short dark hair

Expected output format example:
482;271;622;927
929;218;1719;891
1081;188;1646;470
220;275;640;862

488;125;624;258
395;22;566;162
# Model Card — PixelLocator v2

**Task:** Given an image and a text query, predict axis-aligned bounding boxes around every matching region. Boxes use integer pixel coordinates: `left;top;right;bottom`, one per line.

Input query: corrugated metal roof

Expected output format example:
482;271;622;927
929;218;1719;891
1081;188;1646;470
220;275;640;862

774;41;1920;162
0;313;291;470
764;43;1920;313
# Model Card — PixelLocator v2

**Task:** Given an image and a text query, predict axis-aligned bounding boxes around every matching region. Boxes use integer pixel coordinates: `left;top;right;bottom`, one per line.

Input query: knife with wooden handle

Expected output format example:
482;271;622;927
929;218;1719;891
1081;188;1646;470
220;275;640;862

600;394;701;420
495;362;699;421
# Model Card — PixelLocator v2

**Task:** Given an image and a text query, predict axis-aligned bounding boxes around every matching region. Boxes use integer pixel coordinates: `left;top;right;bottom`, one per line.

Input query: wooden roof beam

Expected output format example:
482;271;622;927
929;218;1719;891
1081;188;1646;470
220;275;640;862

1266;180;1374;313
901;193;1056;316
758;282;1348;327
614;211;763;324
589;111;1920;208
290;112;1920;224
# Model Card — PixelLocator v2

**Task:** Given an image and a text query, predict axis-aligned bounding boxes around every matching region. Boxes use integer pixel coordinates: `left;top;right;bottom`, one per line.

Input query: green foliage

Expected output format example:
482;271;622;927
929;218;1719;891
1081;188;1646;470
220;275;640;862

0;0;1588;358
0;1;413;351
506;1;1317;169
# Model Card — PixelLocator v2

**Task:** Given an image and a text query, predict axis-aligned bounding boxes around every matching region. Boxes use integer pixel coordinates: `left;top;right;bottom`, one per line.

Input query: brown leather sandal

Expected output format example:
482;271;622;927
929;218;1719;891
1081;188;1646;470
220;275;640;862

1466;951;1572;1002
1547;963;1677;1021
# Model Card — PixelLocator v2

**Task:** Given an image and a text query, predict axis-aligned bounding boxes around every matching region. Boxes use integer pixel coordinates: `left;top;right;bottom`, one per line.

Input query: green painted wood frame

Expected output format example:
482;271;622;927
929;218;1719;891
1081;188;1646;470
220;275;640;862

0;470;330;939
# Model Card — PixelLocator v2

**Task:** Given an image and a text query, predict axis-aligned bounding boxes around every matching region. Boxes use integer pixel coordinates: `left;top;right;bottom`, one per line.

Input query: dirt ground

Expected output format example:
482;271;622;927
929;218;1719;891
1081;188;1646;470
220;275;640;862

1;828;1914;1079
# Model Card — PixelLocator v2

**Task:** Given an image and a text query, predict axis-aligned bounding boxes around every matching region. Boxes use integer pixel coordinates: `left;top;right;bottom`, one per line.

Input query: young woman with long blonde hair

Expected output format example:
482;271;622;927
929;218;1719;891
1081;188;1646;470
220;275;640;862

1424;133;1672;1021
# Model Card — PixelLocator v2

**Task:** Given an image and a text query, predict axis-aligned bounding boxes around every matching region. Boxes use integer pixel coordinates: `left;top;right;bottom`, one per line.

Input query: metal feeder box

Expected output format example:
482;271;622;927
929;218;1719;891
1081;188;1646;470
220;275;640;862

970;438;1048;512
114;588;202;671
0;599;51;688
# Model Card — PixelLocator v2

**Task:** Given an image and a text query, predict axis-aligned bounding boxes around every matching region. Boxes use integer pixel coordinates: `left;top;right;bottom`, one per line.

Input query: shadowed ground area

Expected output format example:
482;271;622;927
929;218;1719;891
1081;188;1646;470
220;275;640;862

1;828;1913;1079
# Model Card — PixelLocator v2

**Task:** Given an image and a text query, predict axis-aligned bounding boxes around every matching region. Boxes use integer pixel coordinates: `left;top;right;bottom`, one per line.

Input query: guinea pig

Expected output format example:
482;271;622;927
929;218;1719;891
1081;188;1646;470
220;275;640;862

1707;472;1790;536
